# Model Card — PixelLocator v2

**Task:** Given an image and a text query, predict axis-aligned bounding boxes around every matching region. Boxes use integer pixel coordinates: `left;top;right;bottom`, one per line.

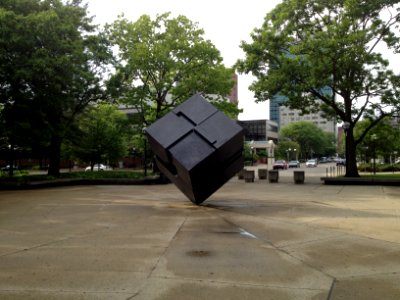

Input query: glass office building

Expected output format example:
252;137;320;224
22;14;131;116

269;94;288;128
238;120;279;143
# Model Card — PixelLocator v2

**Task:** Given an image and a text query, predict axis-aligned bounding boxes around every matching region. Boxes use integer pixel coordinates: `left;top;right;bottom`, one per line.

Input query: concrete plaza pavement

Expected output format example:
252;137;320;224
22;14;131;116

0;166;400;299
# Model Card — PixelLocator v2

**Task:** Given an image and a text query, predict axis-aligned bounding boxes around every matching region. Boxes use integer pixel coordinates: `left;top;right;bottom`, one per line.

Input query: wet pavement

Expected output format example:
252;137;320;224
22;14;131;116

0;166;400;299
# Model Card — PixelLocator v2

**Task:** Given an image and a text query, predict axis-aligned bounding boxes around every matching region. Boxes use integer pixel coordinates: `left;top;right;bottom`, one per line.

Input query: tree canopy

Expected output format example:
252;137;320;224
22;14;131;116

274;140;301;161
106;12;240;126
355;116;400;161
72;104;131;168
237;0;400;176
279;121;335;159
0;0;111;176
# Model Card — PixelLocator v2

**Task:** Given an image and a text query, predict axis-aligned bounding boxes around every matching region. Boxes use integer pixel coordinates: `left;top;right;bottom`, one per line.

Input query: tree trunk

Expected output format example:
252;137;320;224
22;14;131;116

345;128;360;177
48;134;61;177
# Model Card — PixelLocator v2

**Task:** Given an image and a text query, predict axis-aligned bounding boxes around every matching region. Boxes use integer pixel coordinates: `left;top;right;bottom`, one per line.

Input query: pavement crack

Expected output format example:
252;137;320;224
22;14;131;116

0;237;70;258
125;216;189;300
147;215;188;279
125;292;140;300
326;278;336;300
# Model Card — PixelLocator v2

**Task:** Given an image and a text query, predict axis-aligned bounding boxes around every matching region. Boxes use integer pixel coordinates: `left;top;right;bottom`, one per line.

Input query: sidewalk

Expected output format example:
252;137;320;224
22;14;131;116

0;178;400;299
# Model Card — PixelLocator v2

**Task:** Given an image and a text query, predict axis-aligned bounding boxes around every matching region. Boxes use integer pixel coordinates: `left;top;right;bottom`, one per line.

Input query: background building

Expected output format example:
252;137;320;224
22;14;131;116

237;119;278;165
269;94;287;126
238;119;278;143
237;119;278;162
279;104;337;135
227;73;238;104
269;93;337;137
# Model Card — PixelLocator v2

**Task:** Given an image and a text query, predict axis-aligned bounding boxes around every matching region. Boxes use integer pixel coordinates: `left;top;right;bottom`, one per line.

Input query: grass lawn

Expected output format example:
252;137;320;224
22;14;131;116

360;173;400;179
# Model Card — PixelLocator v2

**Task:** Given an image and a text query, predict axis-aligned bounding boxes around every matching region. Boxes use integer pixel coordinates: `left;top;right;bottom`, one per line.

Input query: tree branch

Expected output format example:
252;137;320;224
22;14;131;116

368;12;398;55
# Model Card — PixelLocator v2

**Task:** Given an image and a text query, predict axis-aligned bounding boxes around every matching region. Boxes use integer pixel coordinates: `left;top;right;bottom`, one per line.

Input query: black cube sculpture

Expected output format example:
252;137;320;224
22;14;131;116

145;94;244;205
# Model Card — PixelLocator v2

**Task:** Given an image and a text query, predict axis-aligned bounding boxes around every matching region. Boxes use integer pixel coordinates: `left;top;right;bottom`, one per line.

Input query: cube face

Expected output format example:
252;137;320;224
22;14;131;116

145;94;244;205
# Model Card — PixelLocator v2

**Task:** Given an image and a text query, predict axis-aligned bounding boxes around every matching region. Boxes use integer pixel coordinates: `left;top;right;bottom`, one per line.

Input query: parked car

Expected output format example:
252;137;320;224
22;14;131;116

85;164;112;172
273;160;288;170
319;157;328;164
336;159;346;166
288;160;300;168
1;165;19;171
306;159;317;168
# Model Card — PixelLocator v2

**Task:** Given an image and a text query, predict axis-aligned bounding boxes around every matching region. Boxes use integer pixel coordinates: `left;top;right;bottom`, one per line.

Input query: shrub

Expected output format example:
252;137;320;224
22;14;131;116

0;170;146;183
358;163;400;172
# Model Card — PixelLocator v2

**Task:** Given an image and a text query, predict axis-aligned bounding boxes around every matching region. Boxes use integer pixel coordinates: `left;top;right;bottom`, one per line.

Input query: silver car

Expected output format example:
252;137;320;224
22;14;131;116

288;160;300;168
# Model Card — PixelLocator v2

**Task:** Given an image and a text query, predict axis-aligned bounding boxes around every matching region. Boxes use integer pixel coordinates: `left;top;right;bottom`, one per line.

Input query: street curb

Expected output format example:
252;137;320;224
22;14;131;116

321;177;400;186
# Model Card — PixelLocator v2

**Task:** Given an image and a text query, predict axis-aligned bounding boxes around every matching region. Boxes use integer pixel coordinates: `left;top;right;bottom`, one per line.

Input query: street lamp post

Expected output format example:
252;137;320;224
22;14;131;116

286;148;291;162
268;140;275;170
7;143;15;177
142;127;147;177
361;146;368;172
371;134;377;176
250;140;255;166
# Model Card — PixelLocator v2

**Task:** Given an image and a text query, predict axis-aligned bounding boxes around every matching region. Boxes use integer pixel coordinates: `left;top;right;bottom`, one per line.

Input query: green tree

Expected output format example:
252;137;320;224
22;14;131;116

237;0;400;177
72;104;131;168
323;131;337;157
0;104;8;170
275;140;301;161
0;104;5;148
106;12;240;126
243;142;258;164
355;117;400;162
279;121;333;159
0;0;111;176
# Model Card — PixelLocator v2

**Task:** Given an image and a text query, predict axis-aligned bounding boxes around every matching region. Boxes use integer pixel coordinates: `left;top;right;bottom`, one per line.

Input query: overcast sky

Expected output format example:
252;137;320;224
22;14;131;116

86;0;283;120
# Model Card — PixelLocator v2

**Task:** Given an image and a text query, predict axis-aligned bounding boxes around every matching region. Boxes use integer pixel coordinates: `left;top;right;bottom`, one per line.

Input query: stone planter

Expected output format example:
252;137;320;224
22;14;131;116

258;168;267;180
237;169;245;180
294;170;305;184
244;170;255;183
268;170;279;183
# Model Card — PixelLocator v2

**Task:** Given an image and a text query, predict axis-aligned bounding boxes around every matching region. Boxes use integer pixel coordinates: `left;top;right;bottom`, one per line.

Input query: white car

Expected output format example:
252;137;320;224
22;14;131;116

305;159;317;168
85;164;112;172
